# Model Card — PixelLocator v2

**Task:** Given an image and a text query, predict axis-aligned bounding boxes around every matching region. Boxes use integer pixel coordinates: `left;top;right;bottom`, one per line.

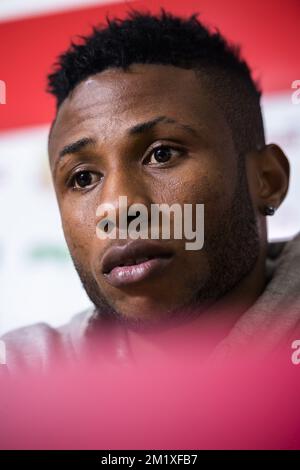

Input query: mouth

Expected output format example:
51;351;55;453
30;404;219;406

101;240;174;287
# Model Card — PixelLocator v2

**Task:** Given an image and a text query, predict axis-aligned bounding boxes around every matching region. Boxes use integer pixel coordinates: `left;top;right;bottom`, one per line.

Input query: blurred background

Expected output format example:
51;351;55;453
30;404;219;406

0;0;299;335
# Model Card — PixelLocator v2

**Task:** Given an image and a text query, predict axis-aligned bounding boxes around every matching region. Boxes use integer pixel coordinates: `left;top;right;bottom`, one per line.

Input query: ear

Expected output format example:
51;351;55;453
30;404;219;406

247;144;290;215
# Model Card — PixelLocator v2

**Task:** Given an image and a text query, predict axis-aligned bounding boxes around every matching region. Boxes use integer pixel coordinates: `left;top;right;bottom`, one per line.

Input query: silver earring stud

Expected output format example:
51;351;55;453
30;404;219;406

264;206;276;216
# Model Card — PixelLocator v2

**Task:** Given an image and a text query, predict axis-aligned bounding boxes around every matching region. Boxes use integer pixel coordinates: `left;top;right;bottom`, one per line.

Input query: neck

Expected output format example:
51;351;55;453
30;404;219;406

124;245;268;361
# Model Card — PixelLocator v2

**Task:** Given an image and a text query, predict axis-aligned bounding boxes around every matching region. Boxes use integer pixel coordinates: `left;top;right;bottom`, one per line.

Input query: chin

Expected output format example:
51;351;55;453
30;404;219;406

113;299;188;326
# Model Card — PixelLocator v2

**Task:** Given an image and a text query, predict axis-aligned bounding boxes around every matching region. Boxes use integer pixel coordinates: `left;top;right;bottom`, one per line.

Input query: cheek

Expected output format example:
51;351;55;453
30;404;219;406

60;200;96;264
155;168;224;207
155;163;233;243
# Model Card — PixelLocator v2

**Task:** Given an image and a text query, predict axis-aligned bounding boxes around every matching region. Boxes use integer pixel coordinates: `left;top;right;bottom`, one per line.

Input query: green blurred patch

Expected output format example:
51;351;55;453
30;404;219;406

29;244;70;263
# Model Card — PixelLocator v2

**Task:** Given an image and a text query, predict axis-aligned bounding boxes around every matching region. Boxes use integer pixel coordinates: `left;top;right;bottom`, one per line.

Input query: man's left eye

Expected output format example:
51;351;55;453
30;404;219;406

147;146;183;165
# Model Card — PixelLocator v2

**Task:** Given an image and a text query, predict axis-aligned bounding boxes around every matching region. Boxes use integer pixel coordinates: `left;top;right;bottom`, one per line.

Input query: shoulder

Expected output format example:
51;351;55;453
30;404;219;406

1;322;62;374
1;307;95;374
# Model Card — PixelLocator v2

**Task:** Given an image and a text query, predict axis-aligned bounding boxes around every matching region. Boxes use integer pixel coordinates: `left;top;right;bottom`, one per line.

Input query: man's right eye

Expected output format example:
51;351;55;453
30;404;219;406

69;170;101;190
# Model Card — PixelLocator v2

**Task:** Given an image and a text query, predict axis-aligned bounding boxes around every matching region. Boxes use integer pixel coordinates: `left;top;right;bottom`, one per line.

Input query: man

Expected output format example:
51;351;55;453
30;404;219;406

2;9;299;372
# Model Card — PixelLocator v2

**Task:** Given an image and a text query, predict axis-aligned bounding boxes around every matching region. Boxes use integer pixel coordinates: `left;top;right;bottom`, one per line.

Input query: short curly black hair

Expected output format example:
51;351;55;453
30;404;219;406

47;8;265;155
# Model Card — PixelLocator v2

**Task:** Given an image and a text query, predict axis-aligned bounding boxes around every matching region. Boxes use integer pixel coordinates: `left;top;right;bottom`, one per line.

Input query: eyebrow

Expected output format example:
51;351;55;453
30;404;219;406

54;115;198;172
59;137;96;158
128;115;198;137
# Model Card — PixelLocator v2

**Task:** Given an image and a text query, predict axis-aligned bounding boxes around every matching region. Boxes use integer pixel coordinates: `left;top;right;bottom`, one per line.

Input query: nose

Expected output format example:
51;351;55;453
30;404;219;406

96;167;152;235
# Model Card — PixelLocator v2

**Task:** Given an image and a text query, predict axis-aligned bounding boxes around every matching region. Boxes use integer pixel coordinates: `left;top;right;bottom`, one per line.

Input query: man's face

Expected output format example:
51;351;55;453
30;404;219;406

49;64;260;325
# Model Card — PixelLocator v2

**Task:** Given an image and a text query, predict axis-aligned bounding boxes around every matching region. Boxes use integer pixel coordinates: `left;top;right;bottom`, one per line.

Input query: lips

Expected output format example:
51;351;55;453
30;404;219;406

101;240;174;287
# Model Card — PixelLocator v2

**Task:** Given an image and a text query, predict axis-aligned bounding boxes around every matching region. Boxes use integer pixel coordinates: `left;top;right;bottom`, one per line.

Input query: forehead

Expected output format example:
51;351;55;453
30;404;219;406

48;64;231;160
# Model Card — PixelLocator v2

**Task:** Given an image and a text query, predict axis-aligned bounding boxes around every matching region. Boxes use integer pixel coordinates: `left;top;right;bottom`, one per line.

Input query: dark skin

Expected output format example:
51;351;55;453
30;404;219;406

48;64;289;340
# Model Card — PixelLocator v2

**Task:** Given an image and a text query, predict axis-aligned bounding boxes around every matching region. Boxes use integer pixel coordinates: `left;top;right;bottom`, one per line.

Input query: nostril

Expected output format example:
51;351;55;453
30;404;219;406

127;211;140;224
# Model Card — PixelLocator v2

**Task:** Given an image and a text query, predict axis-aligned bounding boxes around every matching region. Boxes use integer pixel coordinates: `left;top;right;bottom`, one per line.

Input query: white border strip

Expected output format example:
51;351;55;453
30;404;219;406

0;0;128;22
